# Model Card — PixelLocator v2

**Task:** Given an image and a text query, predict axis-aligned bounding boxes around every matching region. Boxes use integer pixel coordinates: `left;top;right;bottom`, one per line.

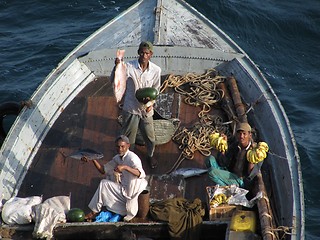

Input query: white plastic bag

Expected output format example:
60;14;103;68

32;195;70;240
1;196;42;225
208;185;262;208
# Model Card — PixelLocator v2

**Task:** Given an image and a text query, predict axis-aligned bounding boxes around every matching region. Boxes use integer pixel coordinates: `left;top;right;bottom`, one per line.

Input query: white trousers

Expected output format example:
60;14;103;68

88;178;147;221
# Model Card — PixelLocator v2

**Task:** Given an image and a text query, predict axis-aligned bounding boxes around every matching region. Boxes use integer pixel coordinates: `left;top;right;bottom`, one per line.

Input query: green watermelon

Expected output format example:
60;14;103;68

66;208;85;222
135;87;158;103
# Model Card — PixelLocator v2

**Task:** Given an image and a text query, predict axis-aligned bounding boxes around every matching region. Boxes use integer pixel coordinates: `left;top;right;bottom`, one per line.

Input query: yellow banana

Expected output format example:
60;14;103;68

219;138;228;153
246;150;252;162
223;144;228;152
209;134;219;147
209;132;220;147
258;142;269;152
209;132;227;153
251;150;256;163
255;148;263;161
216;137;222;148
248;149;256;163
254;150;261;163
215;194;222;202
210;199;219;206
221;194;227;202
249;149;256;163
210;138;218;147
212;136;228;153
210;132;220;139
212;193;228;206
259;148;267;160
247;146;267;164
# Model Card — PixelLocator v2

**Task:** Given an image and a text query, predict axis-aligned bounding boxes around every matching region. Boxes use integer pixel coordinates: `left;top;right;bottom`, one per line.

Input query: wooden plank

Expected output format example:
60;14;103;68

53;221;228;240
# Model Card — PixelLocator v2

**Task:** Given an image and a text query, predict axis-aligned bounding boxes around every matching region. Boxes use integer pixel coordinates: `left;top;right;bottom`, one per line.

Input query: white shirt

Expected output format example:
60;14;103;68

122;59;161;118
103;150;146;190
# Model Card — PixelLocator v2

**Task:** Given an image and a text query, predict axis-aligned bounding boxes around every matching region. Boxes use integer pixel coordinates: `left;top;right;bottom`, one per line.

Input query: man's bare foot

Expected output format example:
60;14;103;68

85;211;98;222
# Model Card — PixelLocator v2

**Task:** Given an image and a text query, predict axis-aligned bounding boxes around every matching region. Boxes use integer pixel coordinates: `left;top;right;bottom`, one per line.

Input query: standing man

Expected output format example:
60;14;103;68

205;122;263;188
112;41;161;169
84;135;148;222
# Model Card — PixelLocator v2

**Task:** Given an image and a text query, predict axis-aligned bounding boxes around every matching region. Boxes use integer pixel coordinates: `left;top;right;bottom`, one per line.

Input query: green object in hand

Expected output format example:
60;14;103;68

135;87;158;103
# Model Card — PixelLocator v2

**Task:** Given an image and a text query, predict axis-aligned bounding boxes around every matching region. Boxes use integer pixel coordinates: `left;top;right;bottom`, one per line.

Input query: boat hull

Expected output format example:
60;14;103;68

0;0;304;239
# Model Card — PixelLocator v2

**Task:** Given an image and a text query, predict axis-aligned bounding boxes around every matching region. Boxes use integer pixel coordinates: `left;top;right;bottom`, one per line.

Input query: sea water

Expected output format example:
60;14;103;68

0;0;319;239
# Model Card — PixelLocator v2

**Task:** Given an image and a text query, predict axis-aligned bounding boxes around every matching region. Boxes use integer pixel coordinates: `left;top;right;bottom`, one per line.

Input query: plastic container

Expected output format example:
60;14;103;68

230;210;257;233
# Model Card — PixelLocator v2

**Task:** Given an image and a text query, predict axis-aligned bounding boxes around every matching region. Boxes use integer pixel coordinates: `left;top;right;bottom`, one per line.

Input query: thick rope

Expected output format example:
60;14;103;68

161;70;231;173
172;123;214;159
262;226;294;240
160;69;226;123
166;119;231;173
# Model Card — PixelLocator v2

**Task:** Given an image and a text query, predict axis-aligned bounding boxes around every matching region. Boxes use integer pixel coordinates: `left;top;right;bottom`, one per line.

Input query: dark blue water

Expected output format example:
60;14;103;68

0;0;319;239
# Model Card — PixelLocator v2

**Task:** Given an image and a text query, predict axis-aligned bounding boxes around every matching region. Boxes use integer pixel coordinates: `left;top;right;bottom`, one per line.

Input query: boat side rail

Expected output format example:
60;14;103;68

0;59;96;200
78;46;245;77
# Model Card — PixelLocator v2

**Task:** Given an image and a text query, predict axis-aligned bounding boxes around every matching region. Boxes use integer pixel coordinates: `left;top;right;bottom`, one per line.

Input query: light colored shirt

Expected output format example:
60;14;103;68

122;59;161;118
89;150;147;220
103;150;146;190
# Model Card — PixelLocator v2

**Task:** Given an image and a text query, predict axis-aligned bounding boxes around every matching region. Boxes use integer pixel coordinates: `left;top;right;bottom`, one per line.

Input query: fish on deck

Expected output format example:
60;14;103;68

66;148;104;160
170;168;209;178
113;49;127;103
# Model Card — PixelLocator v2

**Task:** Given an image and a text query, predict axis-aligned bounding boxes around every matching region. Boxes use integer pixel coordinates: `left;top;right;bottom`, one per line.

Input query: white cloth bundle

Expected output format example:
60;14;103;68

32;195;70;239
1;196;42;225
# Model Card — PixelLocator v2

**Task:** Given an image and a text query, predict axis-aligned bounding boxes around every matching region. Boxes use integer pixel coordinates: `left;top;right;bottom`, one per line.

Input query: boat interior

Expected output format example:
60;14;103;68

14;66;266;239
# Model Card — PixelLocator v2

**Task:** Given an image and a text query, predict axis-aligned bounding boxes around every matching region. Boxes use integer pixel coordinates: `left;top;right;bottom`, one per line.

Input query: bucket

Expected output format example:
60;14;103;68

136;190;150;219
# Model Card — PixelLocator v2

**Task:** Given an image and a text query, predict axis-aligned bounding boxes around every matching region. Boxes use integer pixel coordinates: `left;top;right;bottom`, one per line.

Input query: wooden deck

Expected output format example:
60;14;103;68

17;76;217;216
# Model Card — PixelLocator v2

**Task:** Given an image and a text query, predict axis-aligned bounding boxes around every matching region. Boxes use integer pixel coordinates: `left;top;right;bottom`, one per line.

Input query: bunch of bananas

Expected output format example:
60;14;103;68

210;193;229;207
209;132;228;153
246;142;269;164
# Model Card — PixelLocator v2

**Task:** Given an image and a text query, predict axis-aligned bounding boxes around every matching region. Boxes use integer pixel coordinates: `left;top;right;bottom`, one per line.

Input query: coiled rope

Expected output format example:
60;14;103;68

160;69;226;124
161;69;230;173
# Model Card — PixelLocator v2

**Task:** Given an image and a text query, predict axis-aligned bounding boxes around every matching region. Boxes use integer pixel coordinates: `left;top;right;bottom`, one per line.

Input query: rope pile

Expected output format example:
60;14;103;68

172;123;215;160
160;69;226;124
161;69;231;172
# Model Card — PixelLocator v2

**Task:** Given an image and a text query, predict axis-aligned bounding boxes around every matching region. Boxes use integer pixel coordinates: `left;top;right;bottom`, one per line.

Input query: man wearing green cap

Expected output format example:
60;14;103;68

205;122;263;189
112;41;161;169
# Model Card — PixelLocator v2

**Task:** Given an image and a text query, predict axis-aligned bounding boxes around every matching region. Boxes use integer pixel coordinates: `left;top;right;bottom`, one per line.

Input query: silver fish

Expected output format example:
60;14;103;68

113;49;127;103
67;148;104;160
170;168;209;178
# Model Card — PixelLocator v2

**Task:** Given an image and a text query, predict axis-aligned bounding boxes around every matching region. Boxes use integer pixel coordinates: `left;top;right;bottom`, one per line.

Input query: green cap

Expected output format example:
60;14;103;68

139;41;153;51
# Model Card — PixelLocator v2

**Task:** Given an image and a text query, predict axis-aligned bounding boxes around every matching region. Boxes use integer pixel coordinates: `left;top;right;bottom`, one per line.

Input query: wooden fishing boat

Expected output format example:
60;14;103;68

0;0;304;239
